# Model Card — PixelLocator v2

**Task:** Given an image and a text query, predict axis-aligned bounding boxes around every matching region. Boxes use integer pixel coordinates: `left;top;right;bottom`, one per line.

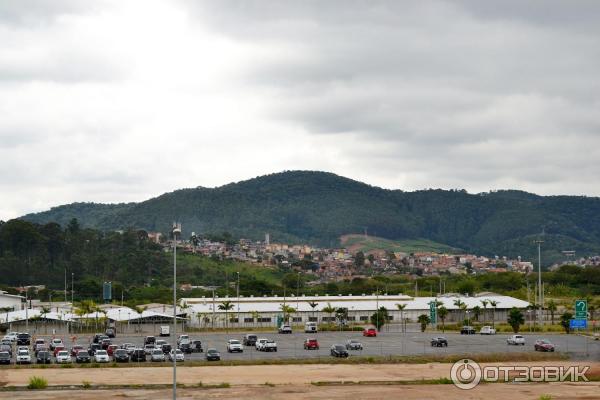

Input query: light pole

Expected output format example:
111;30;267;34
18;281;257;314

236;272;240;327
172;222;181;400
25;287;28;333
535;238;544;328
296;272;300;325
71;273;74;308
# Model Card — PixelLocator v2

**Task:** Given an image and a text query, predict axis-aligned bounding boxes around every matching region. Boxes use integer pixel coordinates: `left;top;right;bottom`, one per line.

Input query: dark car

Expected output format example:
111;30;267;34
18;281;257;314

36;351;52;364
100;338;112;350
88;343;101;356
161;344;172;354
205;348;221;361
179;343;193;354
105;328;116;338
113;349;129;363
431;337;448;347
75;350;91;363
460;326;476;335
16;333;31;346
303;338;320;350
130;349;147;362
93;334;109;344
243;334;257;346
330;344;349;358
534;339;555;352
192;340;203;353
0;344;12;356
144;336;156;346
0;351;11;365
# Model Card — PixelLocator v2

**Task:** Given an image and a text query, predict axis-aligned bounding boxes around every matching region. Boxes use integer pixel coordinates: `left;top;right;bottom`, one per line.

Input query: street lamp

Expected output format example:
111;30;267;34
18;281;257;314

171;222;181;400
236;272;240;327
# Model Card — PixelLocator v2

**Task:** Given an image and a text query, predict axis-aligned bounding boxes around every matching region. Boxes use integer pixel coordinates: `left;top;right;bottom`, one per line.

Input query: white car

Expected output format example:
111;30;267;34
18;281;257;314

227;339;243;353
5;332;18;342
151;349;165;362
169;349;185;362
177;334;190;346
50;338;63;350
507;335;525;345
256;338;277;352
16;349;31;364
479;326;496;335
55;350;71;364
144;344;156;355
94;350;110;363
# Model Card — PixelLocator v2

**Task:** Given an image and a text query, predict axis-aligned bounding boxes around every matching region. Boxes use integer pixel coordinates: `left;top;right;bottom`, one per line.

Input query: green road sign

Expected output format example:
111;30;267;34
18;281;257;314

575;299;587;319
429;301;437;322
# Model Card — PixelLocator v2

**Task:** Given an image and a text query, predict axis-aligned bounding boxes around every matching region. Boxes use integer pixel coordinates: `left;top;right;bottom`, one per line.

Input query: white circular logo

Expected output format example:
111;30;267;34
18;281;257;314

450;359;482;390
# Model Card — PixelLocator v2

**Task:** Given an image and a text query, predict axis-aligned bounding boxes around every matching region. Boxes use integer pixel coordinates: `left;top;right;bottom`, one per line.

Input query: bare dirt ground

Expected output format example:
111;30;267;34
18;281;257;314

1;361;599;399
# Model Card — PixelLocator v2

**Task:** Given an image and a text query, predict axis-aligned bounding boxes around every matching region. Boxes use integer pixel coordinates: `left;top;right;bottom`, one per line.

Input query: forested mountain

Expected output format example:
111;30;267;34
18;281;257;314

21;171;600;264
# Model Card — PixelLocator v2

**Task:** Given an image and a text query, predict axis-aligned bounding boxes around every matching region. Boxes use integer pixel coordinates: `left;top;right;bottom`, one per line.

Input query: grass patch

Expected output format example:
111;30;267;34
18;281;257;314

264;382;276;387
539;395;552;400
27;376;48;390
82;381;92;389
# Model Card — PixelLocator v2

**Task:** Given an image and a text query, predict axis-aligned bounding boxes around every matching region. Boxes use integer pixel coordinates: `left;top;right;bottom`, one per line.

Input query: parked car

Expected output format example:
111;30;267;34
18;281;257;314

479;326;496;335
130;349;147;362
49;338;63;351
169;349;185;362
227;339;244;353
191;340;203;353
0;344;12;356
100;338;112;350
431;337;448;347
107;344;119;356
304;322;318;333
363;328;377;337
460;326;476;335
113;349;129;363
34;339;46;351
278;324;292;334
345;339;363;350
94;350;110;363
88;343;101;356
75;350;91;363
16;349;31;364
0;351;12;365
105;327;116;338
179;343;193;354
507;335;526;346
161;344;172;354
330;344;349;358
151;349;165;362
205;348;221;361
5;332;18;342
243;334;258;346
122;343;136;355
16;333;31;346
256;338;277;352
71;345;84;357
55;350;71;364
53;345;66;357
534;339;555;352
36;350;52;364
303;338;320;350
144;344;156;355
144;336;156;345
156;339;167;348
0;338;11;345
177;335;190;346
92;334;109;344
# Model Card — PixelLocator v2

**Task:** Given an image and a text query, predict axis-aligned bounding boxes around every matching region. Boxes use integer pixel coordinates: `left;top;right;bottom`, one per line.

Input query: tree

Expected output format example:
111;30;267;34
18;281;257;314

218;301;234;332
335;307;348;326
453;299;466;323
370;306;389;331
438;306;448;332
489;300;499;329
507;307;524;333
280;304;296;323
354;251;365;267
395;303;407;333
560;311;573;334
480;299;489;325
307;301;319;320
418;314;430;332
547;299;557;325
471;305;481;322
322;303;336;324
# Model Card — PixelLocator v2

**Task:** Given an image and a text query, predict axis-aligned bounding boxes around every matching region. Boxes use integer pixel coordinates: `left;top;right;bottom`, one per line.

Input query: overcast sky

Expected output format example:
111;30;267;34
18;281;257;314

1;0;599;220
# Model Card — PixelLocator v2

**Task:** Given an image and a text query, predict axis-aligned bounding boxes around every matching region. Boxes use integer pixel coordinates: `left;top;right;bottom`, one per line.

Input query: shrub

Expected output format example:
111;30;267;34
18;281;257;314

82;380;92;389
27;376;48;390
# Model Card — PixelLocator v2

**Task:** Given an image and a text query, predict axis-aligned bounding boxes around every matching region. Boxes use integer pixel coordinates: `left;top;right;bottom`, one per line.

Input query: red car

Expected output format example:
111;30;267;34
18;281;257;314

107;344;119;356
303;338;320;350
363;328;377;337
71;345;84;357
101;338;112;349
534;339;555;352
53;345;66;357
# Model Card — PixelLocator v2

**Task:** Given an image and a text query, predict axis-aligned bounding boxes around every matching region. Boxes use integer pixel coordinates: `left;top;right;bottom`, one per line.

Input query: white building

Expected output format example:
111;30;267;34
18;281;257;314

181;293;529;328
0;290;24;311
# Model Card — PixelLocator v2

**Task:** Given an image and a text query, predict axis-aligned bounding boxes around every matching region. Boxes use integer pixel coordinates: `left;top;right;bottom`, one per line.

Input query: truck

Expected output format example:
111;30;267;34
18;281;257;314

159;325;170;337
256;338;277;352
479;326;496;335
304;322;318;333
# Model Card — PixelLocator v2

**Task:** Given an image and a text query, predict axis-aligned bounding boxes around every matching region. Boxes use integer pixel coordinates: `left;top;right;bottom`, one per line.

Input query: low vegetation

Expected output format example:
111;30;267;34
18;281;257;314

26;376;48;390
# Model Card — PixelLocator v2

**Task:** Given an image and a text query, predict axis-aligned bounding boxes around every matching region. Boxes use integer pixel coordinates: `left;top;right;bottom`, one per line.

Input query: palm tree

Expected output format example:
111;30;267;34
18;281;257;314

472;306;481;323
489;300;499;329
40;306;51;334
480;299;489;325
453;299;466;323
218;300;234;332
280;304;296;324
547;299;557;325
438;306;448;332
251;310;260;328
322;303;336;325
307;301;319;321
417;314;431;332
396;303;407;333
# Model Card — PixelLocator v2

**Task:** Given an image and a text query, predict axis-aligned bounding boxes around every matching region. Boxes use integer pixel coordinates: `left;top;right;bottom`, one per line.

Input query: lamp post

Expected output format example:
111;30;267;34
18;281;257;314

236;272;240;327
535;238;544;328
172;222;181;400
296;272;300;325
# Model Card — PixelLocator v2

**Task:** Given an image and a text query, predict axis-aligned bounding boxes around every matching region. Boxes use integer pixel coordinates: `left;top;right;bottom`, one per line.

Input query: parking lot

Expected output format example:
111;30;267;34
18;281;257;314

2;329;598;366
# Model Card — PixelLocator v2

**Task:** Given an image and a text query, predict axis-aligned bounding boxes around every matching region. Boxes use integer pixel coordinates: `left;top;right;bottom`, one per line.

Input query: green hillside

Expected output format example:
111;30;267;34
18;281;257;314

341;235;461;254
21;171;600;265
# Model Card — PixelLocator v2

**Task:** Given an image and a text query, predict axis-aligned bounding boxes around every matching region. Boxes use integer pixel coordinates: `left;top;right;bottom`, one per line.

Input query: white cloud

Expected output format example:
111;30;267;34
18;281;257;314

1;0;599;220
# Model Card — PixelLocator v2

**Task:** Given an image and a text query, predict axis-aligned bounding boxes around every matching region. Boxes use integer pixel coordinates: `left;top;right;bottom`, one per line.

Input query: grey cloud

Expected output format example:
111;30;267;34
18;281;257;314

0;0;100;26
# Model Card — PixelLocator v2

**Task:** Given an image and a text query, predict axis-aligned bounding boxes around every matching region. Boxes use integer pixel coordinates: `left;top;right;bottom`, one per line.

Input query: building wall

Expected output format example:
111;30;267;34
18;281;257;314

0;294;23;311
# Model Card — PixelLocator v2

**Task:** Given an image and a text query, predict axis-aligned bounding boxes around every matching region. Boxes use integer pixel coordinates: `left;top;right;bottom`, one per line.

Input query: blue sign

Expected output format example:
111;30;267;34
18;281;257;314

570;319;587;329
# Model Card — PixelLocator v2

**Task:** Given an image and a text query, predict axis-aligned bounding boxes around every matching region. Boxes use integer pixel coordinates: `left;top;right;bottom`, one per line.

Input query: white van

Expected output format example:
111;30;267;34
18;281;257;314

304;322;318;333
479;326;496;335
159;325;170;336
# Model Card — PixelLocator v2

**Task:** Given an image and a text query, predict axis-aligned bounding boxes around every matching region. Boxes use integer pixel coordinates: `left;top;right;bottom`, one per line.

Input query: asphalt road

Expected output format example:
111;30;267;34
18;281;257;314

8;329;596;364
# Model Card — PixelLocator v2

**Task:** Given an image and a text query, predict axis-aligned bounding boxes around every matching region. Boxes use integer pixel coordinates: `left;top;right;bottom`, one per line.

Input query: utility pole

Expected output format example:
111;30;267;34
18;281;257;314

64;268;67;302
236;272;240;327
71;273;74;305
171;222;181;400
535;238;544;327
